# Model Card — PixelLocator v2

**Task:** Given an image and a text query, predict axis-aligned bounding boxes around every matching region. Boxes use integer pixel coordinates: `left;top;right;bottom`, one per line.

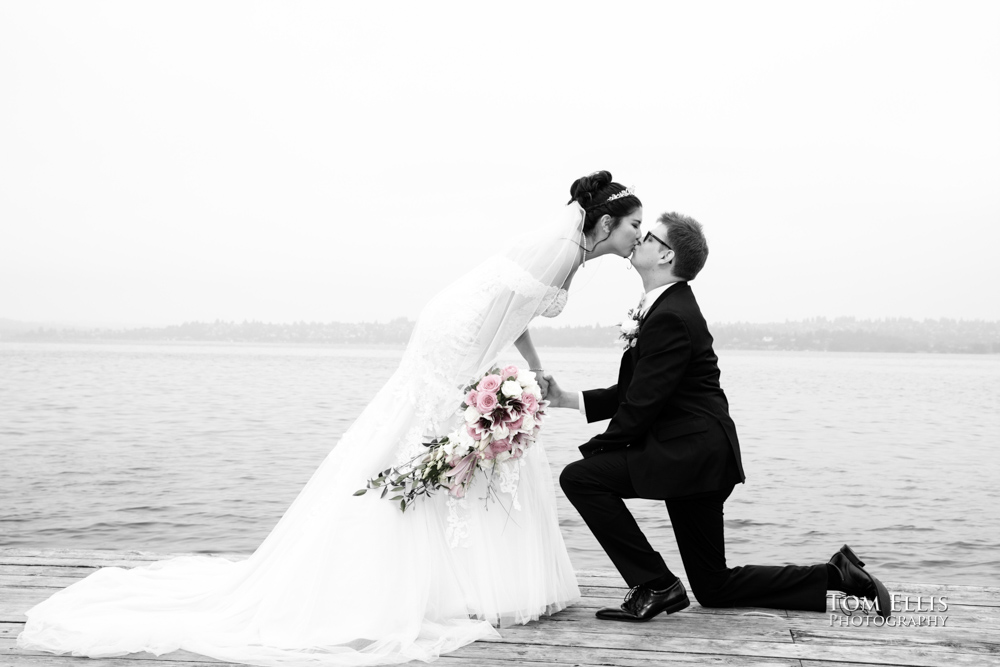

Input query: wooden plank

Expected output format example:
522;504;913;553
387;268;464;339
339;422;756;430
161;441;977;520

0;555;245;570
0;549;246;561
3;550;996;667
4;550;995;606
501;610;797;643
0;583;792;624
445;641;802;666
568;594;794;618
576;574;1000;607
0;590;53;623
790;627;1000;655
0;656;224;667
1;627;798;667
451;634;965;667
526;608;1000;653
0;653;582;667
4;575;992;626
0;566;99;578
3;614;990;667
478;632;988;667
1;645;577;667
0;575;91;590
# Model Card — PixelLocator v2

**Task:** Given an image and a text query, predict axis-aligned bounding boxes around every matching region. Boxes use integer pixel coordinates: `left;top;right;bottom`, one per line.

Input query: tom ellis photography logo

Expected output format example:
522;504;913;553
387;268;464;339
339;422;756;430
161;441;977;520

828;592;950;627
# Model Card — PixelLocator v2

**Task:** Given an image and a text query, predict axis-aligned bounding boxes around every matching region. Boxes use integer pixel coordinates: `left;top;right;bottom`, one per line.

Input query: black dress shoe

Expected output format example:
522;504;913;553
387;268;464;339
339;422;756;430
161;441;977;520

829;544;891;618
596;580;690;622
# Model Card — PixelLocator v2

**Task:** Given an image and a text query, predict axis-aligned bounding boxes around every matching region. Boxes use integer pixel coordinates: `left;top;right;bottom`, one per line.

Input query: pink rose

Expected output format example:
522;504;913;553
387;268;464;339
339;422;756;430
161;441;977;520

467;424;483;441
477;374;502;394
489;438;511;456
476;391;498;413
465;390;478;406
521;393;538;414
502;365;519;380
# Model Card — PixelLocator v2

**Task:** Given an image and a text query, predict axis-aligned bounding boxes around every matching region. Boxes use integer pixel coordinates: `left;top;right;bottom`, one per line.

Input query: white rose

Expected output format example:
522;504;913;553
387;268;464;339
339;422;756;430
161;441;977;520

501;380;523;398
620;320;639;336
496;451;512;463
464;405;481;423
520;413;536;432
527;383;542;399
516;367;535;387
458;427;476;448
493;424;510;440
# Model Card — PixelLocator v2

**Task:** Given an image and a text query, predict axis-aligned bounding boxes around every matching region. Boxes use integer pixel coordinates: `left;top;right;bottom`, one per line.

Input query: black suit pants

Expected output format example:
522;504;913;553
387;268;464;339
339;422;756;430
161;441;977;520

560;448;828;612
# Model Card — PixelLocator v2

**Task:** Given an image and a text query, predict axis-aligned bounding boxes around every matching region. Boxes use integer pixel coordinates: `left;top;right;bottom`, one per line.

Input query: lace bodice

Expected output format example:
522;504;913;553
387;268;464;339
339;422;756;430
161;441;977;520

541;288;568;318
390;257;569;464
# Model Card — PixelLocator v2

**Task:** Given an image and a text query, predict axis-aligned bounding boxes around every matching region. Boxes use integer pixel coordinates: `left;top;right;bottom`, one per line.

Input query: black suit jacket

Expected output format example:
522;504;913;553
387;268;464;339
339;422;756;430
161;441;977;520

581;282;745;499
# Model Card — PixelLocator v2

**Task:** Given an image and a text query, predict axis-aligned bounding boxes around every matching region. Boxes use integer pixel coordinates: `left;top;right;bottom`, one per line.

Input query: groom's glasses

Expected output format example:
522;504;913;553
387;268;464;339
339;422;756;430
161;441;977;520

644;231;672;250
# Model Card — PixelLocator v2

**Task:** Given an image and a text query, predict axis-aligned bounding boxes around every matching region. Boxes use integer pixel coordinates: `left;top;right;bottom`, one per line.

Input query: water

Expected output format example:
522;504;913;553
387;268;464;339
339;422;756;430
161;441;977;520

1;342;998;586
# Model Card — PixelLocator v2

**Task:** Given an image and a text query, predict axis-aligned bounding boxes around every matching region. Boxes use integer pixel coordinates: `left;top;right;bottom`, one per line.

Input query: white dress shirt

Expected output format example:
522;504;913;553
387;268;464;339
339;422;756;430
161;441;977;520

578;281;677;419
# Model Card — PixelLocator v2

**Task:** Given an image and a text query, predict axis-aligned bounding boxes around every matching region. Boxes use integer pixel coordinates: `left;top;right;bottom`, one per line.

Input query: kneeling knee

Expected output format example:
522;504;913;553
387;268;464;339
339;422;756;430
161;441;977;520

690;580;730;609
559;462;583;493
693;590;728;608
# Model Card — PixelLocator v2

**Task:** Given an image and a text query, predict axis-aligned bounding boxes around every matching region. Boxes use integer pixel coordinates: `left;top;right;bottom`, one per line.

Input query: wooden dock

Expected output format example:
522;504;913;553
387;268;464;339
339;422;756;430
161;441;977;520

1;549;997;667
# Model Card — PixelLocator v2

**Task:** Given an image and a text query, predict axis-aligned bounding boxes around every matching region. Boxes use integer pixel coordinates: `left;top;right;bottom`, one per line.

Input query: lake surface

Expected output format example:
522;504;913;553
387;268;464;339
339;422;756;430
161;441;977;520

1;342;998;586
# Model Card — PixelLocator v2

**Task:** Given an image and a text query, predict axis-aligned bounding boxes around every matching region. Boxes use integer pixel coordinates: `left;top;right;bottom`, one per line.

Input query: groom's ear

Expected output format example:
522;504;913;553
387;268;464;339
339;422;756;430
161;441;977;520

658;249;674;266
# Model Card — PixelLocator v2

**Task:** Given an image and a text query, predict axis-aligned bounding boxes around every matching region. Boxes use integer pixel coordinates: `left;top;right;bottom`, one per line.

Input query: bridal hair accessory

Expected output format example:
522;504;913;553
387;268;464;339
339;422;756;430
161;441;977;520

605;185;636;203
583;185;637;210
357;364;548;511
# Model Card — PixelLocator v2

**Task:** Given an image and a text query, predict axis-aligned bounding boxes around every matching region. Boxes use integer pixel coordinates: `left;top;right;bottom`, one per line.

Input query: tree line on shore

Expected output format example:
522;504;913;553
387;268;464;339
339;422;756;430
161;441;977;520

3;317;998;354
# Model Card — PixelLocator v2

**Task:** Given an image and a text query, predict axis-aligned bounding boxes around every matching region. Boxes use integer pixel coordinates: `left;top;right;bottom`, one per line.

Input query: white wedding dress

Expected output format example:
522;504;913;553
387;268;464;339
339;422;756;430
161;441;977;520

18;206;587;666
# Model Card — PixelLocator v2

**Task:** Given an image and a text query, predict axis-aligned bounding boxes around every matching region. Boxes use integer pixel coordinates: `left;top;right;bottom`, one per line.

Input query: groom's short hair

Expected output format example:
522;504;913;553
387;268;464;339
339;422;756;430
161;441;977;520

660;212;708;280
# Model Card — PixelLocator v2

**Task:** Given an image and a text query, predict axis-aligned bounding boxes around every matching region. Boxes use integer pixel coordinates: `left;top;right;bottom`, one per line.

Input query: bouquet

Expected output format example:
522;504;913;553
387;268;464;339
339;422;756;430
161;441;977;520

355;364;547;512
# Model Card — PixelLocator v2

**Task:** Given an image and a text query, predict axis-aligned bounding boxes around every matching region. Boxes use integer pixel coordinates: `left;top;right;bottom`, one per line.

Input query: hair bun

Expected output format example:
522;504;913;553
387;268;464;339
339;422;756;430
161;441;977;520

568;170;614;206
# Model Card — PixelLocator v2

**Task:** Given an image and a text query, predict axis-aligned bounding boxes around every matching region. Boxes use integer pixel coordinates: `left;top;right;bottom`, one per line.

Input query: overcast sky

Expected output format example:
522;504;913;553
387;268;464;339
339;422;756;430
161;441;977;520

1;1;998;328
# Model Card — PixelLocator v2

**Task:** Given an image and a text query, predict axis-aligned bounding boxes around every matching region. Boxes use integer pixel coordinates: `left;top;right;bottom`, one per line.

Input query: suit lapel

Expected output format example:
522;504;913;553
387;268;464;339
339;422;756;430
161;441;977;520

644;281;686;318
627;281;687;365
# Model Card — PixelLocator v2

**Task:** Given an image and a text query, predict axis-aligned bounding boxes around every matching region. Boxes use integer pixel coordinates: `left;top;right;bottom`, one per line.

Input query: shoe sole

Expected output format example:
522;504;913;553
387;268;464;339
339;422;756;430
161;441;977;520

840;544;891;618
839;544;866;568
595;597;691;622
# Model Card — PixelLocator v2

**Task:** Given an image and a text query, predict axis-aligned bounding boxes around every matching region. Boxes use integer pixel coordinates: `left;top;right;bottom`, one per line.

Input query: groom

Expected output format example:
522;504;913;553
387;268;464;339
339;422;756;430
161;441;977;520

544;212;890;621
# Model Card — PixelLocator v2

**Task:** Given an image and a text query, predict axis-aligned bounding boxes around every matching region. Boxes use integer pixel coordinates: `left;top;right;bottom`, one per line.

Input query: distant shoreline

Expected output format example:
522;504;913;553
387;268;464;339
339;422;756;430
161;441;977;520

2;316;998;354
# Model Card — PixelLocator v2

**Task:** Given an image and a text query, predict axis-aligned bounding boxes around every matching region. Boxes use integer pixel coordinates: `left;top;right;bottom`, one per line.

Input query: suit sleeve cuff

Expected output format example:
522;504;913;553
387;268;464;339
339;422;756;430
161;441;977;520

578;391;587;419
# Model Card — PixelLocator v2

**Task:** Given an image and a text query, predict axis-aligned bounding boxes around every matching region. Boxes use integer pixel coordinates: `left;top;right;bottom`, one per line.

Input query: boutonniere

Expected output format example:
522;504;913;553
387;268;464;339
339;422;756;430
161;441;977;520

618;307;644;350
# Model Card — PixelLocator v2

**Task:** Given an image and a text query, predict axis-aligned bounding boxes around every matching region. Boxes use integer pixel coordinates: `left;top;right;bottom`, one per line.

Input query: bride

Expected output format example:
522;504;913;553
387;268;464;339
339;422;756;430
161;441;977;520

18;171;644;666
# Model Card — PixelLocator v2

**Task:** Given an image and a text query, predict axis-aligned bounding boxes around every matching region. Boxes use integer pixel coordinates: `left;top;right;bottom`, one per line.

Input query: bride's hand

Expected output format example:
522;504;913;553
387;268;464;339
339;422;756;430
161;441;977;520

534;370;549;398
541;374;562;405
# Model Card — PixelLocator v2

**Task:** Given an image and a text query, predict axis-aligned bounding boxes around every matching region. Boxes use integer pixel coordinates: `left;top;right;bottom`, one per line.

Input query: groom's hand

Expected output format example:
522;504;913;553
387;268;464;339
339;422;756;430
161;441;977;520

542;374;579;410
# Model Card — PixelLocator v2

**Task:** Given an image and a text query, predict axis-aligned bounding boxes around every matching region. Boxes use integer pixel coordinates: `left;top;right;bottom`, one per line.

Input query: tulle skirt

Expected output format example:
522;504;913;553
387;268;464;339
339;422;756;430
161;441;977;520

18;372;580;665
